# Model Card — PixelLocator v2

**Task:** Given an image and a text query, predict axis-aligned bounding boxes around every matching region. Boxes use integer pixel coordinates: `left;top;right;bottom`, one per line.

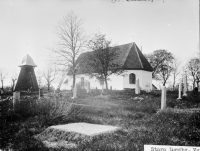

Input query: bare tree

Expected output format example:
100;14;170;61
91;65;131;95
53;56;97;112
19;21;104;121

57;68;68;91
10;71;18;91
146;50;174;86
43;65;58;92
186;57;200;89
145;50;174;80
35;69;44;88
158;64;174;86
0;68;7;90
51;11;87;90
86;33;123;91
171;58;181;90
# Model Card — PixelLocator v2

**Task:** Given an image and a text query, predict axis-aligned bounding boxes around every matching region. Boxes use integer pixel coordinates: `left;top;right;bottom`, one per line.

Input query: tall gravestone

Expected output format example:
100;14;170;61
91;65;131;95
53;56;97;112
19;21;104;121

135;79;140;94
87;82;90;93
177;83;182;99
15;54;39;92
161;86;166;109
72;85;77;99
13;92;20;110
183;75;187;96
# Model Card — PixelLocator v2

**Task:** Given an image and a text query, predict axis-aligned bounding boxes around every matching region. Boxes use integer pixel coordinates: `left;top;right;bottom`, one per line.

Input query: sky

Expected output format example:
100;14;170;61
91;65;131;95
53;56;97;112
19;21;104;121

0;0;199;87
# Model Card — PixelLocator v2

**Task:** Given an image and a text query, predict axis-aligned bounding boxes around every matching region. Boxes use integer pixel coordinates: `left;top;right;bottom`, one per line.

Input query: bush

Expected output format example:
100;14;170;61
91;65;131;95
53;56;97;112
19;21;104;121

76;85;88;98
0;94;81;150
146;109;200;146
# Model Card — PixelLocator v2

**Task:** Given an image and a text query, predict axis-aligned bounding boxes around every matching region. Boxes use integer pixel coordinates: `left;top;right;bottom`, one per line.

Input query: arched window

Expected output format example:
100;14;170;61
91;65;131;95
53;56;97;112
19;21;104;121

129;73;136;84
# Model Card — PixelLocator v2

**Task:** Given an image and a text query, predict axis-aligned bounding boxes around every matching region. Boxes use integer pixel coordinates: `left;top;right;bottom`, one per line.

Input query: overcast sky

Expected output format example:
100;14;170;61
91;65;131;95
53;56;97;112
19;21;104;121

0;0;199;86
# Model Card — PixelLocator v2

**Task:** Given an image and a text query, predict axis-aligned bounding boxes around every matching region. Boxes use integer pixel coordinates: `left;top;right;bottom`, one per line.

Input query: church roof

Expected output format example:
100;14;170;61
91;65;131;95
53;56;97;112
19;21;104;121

68;42;153;75
19;54;37;67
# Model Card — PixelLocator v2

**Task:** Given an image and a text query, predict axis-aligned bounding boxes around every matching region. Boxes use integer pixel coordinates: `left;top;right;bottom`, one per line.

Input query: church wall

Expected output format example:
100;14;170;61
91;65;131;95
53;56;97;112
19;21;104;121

122;70;152;91
62;74;124;90
62;70;152;91
75;74;124;90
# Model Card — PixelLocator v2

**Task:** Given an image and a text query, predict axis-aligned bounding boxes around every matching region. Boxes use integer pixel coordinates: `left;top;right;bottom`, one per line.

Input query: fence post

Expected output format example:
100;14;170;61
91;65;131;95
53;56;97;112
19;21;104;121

161;86;166;109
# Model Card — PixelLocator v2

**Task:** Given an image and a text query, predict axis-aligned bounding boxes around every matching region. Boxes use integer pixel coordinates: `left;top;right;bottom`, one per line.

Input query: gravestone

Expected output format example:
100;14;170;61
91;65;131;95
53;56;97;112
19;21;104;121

135;79;140;94
13;92;20;109
145;82;150;92
161;86;166;109
50;123;120;136
72;85;77;99
183;75;187;96
87;82;90;93
177;83;182;100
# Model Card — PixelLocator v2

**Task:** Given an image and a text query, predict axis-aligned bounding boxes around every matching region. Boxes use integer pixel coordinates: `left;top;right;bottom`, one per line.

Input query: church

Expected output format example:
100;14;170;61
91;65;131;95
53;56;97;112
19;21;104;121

63;42;153;91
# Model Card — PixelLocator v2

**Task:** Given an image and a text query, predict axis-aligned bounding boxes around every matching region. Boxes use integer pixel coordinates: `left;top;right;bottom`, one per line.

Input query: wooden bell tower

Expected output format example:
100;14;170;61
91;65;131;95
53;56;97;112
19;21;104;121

15;54;39;92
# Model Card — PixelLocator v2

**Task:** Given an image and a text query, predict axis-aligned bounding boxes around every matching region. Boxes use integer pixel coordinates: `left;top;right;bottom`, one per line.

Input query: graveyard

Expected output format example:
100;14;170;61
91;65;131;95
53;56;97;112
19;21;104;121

0;54;200;151
0;87;199;150
0;1;199;150
0;45;199;151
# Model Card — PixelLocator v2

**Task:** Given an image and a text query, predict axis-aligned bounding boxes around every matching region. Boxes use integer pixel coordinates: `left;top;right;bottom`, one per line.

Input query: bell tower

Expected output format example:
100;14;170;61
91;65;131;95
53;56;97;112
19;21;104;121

15;54;39;91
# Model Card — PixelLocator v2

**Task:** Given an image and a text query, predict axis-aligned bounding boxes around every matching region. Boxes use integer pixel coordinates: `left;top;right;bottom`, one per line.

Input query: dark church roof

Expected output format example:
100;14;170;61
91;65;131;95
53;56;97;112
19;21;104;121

68;42;153;75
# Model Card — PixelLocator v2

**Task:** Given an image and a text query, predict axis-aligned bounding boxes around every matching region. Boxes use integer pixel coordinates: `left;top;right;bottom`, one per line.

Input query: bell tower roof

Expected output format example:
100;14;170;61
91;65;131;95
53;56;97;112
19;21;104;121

19;54;37;67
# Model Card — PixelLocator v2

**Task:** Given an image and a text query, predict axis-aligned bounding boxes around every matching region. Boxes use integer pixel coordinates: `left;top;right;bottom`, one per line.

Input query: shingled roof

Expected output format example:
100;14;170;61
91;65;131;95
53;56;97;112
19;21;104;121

68;42;153;75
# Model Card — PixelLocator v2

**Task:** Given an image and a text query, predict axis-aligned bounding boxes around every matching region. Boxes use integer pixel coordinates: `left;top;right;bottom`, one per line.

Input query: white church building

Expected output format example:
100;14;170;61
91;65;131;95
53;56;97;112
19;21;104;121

62;42;153;91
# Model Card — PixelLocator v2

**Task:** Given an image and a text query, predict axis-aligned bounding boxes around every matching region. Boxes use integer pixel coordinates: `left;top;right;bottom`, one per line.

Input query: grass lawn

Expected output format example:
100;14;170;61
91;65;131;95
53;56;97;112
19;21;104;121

0;90;200;151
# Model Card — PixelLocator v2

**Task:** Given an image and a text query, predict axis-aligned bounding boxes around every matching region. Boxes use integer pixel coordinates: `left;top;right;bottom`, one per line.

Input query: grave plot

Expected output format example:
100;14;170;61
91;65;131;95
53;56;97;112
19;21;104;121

34;122;121;149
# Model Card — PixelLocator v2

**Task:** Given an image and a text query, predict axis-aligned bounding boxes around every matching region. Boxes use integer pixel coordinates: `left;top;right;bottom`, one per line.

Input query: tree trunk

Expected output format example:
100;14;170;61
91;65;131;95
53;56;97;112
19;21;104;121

163;81;166;86
193;81;195;89
72;71;76;91
172;81;175;91
12;80;16;91
1;80;3;90
104;74;108;91
48;83;50;92
172;75;175;90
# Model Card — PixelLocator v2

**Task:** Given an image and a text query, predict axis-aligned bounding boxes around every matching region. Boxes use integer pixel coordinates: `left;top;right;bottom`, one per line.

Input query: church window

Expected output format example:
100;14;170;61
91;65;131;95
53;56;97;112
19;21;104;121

129;73;136;84
81;77;84;87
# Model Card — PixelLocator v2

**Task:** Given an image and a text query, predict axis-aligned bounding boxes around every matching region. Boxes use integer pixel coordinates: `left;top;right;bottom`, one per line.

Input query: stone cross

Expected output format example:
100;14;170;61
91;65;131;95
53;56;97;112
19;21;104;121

161;86;166;109
177;83;182;99
135;79;140;94
183;75;187;96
